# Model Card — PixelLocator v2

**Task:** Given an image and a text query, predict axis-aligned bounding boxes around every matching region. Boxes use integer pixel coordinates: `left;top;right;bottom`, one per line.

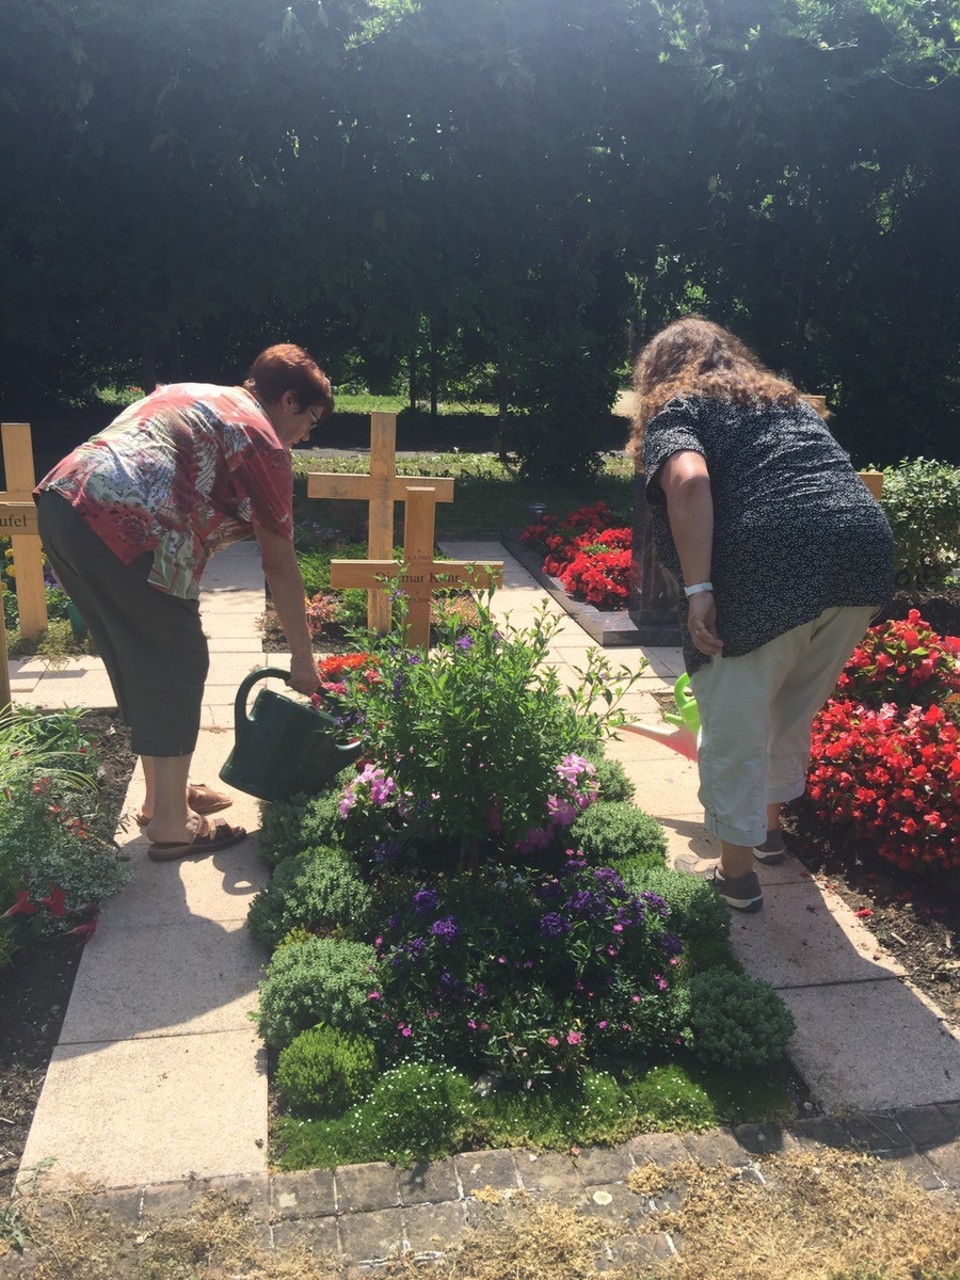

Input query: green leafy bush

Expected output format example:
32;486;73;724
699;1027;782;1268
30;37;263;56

688;969;796;1068
346;1062;475;1163
335;598;639;865
247;847;371;949
569;801;667;867
256;936;377;1048
589;756;635;804
0;708;129;957
615;863;731;950
257;789;347;869
276;1025;379;1116
881;458;960;589
366;861;686;1080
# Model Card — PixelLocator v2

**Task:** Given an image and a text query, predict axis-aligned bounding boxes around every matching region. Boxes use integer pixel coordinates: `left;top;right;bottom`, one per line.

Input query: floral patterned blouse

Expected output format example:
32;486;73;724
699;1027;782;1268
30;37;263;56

36;383;293;599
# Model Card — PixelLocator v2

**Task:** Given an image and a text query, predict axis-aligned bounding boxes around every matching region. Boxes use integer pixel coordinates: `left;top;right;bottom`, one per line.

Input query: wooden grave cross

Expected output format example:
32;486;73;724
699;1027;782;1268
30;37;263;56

330;486;503;649
306;412;456;634
0;423;48;707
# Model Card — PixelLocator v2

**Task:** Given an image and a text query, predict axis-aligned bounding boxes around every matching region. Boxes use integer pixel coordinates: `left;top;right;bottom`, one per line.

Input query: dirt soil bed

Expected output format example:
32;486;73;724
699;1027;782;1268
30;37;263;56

0;710;137;1202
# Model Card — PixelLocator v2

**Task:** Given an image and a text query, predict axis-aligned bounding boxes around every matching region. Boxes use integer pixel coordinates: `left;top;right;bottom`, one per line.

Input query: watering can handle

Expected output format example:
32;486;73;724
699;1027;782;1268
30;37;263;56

233;667;296;743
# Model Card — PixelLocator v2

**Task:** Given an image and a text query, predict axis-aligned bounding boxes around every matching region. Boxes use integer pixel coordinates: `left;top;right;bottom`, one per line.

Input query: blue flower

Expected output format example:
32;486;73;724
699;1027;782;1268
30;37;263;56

593;867;626;893
412;888;439;917
539;912;570;938
431;915;460;942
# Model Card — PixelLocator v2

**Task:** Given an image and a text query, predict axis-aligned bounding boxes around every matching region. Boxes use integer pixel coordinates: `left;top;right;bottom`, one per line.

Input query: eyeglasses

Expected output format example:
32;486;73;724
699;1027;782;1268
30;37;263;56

307;411;323;432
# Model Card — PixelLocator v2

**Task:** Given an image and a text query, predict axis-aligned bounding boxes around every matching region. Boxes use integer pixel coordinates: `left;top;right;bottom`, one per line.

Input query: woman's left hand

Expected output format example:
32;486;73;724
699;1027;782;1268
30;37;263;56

688;591;723;656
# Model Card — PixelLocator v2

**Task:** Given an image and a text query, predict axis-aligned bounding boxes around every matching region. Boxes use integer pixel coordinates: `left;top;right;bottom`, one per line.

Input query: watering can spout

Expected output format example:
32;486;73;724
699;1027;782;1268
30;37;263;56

621;673;700;761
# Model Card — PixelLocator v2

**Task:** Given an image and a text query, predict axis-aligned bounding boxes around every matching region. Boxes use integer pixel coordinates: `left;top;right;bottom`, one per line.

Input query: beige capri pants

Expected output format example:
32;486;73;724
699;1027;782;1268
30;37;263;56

688;606;878;848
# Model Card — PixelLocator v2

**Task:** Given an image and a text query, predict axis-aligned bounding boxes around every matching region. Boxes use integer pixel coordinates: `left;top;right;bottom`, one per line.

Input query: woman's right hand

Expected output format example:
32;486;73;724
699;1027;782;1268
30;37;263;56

688;591;723;656
287;652;320;695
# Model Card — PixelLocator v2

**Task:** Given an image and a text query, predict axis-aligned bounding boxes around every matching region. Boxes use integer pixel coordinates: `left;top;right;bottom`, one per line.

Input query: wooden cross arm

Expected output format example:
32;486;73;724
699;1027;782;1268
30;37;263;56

329;559;504;590
0;501;39;535
306;473;455;502
329;560;403;588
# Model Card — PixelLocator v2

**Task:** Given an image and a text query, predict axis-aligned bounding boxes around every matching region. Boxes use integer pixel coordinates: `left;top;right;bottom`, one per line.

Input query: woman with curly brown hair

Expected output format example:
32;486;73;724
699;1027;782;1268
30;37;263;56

630;316;894;911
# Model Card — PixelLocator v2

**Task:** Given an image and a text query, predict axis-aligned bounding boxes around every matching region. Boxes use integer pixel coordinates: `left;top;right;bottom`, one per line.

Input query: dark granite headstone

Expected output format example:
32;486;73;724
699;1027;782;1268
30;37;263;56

629;460;681;644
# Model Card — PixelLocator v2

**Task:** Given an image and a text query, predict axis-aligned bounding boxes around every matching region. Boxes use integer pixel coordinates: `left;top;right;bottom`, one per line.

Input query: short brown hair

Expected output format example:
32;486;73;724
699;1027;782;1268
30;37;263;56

629;316;797;453
244;344;334;419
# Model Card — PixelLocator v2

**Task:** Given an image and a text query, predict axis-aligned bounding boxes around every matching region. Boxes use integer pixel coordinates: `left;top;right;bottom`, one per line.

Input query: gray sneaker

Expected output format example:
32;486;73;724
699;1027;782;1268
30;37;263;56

753;830;786;865
709;867;764;912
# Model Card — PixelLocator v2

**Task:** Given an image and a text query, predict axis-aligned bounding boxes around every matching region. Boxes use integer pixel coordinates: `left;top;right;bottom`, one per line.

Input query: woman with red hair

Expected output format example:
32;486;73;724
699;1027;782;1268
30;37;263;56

35;343;333;860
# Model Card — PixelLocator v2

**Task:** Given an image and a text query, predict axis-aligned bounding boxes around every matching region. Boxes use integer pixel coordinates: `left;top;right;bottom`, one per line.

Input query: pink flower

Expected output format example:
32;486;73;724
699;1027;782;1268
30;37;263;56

546;1036;559;1047
2;890;38;919
39;886;69;919
566;1030;583;1046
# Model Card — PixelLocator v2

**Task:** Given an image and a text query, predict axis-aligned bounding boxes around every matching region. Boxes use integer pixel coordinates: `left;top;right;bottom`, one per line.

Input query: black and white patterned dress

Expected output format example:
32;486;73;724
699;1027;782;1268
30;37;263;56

642;395;895;675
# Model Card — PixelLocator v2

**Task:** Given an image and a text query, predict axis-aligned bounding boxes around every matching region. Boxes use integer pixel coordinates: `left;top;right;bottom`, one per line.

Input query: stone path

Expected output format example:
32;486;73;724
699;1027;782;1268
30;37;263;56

7;538;960;1269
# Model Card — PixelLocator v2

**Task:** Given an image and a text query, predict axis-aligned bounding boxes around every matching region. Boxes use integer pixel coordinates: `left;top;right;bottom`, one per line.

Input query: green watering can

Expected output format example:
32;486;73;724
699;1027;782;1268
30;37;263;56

219;667;363;802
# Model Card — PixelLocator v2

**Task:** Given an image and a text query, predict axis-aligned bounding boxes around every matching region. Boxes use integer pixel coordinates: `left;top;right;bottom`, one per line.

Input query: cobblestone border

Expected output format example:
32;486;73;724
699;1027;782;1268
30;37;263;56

72;1102;960;1272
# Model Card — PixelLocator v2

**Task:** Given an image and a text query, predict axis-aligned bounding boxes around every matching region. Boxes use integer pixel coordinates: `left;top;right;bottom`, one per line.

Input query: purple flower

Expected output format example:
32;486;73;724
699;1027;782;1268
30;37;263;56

455;635;474;651
593;867;625;893
431;914;460;943
412;887;439;917
565;890;604;921
539;912;570;938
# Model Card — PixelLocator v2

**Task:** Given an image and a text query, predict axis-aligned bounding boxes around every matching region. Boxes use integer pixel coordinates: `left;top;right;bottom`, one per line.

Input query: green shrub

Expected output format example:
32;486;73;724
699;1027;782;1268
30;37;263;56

616;863;731;950
247;847;371;949
257;789;346;869
688;969;796;1068
276;1025;379;1117
881;458;960;589
256;937;377;1048
590;757;635;804
569;801;667;867
346;1062;475;1163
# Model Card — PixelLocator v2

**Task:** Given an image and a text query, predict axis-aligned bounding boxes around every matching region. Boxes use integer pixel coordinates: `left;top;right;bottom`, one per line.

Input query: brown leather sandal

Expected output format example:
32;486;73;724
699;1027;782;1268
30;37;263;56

147;817;247;862
136;783;233;827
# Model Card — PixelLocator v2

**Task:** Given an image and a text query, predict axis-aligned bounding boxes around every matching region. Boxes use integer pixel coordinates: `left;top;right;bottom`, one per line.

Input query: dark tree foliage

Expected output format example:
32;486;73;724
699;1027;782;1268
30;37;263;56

0;0;957;465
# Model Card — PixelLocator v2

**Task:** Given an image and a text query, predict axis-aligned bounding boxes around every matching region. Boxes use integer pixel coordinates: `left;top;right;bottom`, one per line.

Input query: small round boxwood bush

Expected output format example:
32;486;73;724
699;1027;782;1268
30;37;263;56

257;789;346;869
247;847;371;949
616;863;730;948
591;756;635;804
569;801;667;867
347;1062;475;1164
256;936;377;1048
276;1025;379;1117
689;968;796;1068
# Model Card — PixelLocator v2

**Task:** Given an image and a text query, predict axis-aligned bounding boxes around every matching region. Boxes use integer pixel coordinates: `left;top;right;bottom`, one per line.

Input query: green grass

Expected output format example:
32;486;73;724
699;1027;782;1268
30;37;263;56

331;393;499;416
293;451;634;539
269;1057;796;1172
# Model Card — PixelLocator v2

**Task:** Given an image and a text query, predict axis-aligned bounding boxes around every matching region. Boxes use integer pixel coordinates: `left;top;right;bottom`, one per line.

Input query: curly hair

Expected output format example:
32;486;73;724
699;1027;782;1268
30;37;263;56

628;316;798;454
244;343;334;418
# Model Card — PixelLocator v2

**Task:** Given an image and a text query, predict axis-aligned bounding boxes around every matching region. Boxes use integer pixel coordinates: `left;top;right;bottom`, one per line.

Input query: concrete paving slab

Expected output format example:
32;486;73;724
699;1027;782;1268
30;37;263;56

102;833;267;927
782;980;960;1111
207;637;266;654
18;1030;268;1189
728;879;907;987
201;613;266;638
58;917;265;1042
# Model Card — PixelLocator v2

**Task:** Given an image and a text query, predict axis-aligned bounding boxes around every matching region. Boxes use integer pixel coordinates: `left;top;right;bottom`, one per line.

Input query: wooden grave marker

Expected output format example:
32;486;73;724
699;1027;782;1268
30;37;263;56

306;412;454;633
330;486;503;649
0;423;47;705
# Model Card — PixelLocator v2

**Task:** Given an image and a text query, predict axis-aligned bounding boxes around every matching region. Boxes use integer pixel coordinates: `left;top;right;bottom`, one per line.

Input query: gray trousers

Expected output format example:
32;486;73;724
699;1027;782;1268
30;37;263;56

37;492;209;757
